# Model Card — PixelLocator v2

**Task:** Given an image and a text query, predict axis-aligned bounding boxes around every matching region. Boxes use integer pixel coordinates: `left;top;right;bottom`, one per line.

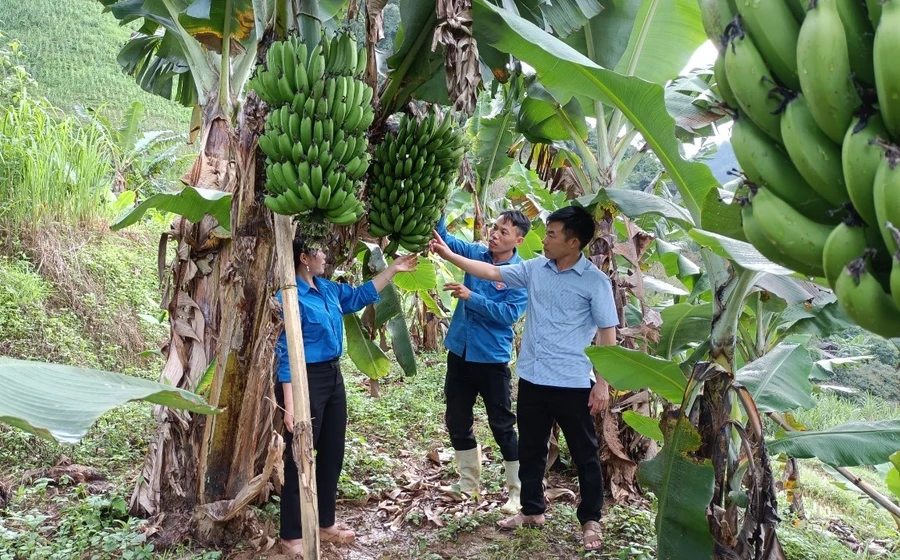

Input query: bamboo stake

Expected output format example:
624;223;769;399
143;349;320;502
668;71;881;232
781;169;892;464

768;412;900;522
274;214;320;559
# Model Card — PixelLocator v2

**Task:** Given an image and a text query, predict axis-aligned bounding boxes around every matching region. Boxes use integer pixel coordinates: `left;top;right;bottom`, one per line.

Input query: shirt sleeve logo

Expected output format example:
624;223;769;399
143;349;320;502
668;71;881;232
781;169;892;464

494;281;507;290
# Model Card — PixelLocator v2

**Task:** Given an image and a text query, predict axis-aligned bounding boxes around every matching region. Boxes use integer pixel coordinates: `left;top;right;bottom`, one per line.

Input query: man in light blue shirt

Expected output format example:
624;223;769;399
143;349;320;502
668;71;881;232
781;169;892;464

429;205;617;553
436;211;529;513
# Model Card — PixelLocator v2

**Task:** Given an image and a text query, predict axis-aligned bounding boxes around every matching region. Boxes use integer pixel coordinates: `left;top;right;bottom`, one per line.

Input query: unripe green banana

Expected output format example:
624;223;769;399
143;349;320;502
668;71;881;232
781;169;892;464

699;0;737;50
723;22;783;143
735;1;801;90
780;93;850;207
843;110;889;228
873;144;900;254
724;115;839;224
835;0;876;86
822;219;886;289
714;54;738;109
796;0;862;144
293;182;315;210
752;187;832;276
834;256;900;338
789;0;808;22
867;0;882;27
874;0;900;139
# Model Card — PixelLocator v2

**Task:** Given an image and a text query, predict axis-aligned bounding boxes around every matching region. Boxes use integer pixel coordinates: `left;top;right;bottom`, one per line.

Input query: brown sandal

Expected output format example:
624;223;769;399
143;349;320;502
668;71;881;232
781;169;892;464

280;540;304;558
497;511;546;530
319;525;355;544
582;520;603;552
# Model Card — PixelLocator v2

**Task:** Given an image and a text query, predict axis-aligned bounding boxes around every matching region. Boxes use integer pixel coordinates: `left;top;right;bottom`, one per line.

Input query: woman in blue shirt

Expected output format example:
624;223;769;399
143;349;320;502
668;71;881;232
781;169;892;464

275;237;418;555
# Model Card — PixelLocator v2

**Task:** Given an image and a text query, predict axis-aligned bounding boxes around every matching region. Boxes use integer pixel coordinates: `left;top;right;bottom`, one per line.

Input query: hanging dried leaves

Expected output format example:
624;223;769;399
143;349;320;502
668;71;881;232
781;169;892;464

432;0;481;115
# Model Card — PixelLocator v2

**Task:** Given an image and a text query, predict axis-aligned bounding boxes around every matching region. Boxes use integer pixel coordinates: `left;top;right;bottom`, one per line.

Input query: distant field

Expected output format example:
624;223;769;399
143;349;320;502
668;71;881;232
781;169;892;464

0;0;191;134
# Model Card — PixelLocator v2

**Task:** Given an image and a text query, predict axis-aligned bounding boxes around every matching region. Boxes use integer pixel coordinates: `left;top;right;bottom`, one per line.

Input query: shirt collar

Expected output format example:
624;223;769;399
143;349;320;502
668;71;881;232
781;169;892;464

489;247;520;265
544;254;589;275
296;276;314;295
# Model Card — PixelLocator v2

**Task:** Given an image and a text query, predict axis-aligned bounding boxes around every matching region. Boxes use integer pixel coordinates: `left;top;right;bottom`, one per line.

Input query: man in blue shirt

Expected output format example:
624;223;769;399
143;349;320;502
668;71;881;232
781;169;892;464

429;206;618;553
436;210;530;513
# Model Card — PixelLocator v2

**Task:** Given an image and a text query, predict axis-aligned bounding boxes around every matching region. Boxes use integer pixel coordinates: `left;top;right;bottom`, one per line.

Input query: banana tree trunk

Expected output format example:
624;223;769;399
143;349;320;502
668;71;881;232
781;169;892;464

695;261;783;559
593;209;658;504
129;98;282;546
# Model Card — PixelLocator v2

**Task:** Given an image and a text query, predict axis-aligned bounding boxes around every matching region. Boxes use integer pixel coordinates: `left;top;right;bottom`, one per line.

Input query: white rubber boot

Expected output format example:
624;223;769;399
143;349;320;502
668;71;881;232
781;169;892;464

500;460;521;513
455;446;482;494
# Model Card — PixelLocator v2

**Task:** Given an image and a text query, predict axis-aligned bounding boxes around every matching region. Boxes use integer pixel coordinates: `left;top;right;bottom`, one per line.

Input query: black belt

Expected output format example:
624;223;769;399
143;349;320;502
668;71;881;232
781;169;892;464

307;357;340;368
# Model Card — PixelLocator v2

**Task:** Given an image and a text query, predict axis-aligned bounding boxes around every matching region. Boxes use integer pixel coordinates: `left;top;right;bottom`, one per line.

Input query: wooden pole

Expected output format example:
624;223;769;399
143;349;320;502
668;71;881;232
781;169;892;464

274;214;320;559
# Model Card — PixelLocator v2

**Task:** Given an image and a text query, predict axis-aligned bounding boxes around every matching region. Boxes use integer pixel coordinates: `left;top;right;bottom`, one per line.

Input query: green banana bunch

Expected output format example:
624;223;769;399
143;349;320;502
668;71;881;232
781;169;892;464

874;0;900;139
834;255;900;338
368;108;468;255
249;34;375;226
707;0;900;340
796;0;862;144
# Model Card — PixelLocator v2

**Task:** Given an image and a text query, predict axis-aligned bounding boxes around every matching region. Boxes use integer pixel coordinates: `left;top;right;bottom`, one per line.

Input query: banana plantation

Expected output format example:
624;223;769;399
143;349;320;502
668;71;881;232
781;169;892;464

1;0;899;559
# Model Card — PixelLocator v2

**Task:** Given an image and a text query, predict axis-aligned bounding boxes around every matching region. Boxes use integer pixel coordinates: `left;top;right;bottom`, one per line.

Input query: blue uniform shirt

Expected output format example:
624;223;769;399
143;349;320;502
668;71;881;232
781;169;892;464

437;217;528;364
275;276;380;382
500;255;619;389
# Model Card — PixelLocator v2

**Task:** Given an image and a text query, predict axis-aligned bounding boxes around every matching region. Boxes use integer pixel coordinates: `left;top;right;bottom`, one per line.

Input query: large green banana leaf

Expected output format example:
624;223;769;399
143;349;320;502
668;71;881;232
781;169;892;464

515;0;604;37
566;0;705;85
387;313;417;377
613;0;706;84
655;303;713;360
597;188;695;229
177;0;257;51
111;186;232;231
343;313;391;380
656;239;701;278
638;377;715;560
471;0;718;222
468;90;517;190
585;346;686;404
735;342;815;413
688;229;796;275
0;359;218;444
768;420;900;467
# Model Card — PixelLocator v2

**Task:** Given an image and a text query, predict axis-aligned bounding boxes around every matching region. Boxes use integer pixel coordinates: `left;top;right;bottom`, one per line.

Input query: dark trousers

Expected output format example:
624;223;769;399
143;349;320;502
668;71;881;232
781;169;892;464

517;378;603;525
444;350;518;461
275;359;346;540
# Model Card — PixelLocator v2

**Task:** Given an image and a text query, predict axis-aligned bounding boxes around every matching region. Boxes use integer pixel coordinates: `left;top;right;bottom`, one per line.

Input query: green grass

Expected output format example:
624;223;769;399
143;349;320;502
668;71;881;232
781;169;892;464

0;229;167;370
786;391;900;433
0;0;191;134
0;92;114;229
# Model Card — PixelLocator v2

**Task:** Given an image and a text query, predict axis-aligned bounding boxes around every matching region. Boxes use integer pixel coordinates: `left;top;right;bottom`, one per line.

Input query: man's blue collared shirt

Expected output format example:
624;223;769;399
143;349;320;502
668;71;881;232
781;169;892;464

499;255;619;388
437;217;527;364
275;276;380;382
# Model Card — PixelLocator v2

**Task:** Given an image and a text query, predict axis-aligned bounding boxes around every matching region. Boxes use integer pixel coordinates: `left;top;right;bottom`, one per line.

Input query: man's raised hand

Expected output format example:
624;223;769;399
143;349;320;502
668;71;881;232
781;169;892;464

428;230;452;259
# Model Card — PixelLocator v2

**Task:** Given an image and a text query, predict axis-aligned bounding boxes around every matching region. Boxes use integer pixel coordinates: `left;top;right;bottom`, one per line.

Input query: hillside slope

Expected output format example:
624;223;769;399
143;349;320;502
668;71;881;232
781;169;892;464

0;0;190;133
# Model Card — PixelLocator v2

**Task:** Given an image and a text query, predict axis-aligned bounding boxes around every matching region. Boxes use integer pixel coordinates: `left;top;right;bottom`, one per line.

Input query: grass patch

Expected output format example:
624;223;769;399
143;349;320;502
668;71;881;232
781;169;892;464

786;391;900;433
